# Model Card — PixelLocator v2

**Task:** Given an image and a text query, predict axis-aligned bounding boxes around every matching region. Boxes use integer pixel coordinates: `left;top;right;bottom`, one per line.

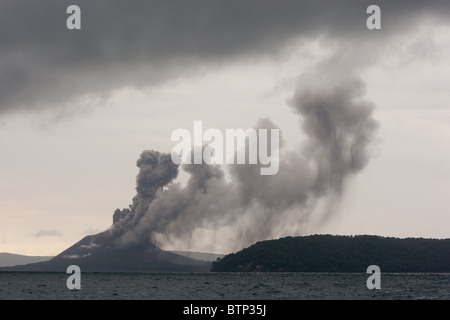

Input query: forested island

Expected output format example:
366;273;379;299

211;235;450;272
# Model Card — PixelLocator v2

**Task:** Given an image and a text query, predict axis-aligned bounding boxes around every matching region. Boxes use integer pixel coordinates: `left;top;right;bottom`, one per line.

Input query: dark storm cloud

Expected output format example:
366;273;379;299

1;0;450;115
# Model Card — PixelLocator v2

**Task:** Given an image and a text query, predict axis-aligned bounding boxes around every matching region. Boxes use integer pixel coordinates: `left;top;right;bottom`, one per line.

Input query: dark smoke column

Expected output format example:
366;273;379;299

112;150;179;241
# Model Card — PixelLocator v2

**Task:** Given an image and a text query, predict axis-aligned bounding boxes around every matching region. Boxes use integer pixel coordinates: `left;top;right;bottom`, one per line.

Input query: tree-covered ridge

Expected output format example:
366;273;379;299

211;235;450;272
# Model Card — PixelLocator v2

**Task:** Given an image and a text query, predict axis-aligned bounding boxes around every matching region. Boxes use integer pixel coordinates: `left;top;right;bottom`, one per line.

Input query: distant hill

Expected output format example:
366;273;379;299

0;253;53;267
0;251;221;268
171;251;224;262
0;231;210;272
211;235;450;272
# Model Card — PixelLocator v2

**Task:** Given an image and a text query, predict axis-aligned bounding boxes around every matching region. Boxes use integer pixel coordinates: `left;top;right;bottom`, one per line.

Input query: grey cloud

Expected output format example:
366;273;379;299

33;229;61;237
1;0;450;115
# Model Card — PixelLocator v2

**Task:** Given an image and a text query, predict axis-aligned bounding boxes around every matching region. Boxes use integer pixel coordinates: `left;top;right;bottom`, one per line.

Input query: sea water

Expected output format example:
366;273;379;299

0;272;448;300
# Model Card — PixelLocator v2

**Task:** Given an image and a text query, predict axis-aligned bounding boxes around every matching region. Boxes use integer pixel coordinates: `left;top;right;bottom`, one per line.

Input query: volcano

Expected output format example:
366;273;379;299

0;230;211;272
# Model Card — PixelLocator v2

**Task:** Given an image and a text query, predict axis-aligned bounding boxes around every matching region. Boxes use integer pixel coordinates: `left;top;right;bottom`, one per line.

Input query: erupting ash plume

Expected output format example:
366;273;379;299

111;74;379;252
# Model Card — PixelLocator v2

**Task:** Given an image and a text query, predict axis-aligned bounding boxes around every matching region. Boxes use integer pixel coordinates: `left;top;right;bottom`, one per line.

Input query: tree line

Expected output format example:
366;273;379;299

211;235;450;272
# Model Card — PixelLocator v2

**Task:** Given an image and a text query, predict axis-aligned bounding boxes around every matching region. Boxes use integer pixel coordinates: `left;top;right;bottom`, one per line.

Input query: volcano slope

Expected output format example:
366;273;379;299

0;230;211;272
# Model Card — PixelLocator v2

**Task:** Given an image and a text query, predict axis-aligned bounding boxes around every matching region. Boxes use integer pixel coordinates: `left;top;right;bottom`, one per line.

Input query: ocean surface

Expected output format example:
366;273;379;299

0;272;448;300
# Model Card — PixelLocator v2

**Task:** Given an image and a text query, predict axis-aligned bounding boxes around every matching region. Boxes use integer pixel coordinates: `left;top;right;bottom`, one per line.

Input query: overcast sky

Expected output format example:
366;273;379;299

1;0;449;255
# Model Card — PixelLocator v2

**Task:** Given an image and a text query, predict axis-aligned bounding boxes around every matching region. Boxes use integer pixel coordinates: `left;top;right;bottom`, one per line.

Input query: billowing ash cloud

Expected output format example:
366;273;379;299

3;1;448;251
290;74;379;196
112;151;178;241
111;73;378;251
